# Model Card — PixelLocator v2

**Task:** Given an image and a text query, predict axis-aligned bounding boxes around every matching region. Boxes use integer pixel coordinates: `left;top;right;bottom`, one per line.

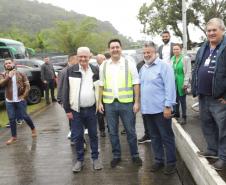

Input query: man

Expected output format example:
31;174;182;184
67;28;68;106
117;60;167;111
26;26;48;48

136;58;151;144
0;58;37;145
57;53;78;143
192;18;226;171
158;30;174;64
41;56;57;104
99;39;142;168
62;47;102;173
139;42;177;175
96;54;107;137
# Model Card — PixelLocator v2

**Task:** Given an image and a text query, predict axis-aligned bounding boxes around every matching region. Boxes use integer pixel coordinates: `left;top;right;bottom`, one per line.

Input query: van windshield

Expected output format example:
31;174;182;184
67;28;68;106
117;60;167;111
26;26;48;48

7;44;26;59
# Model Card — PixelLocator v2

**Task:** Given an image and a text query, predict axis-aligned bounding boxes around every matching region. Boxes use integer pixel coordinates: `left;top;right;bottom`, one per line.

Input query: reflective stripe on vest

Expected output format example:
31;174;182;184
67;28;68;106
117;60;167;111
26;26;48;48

103;60;133;103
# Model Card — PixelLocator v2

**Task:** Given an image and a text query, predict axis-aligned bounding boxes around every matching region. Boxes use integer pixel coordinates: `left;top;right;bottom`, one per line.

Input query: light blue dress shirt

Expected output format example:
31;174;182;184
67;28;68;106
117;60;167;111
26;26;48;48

140;57;176;114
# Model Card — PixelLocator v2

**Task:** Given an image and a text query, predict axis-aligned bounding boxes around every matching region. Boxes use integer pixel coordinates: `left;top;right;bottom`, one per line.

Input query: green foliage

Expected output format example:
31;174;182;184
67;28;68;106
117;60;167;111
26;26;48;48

138;0;226;45
0;0;132;54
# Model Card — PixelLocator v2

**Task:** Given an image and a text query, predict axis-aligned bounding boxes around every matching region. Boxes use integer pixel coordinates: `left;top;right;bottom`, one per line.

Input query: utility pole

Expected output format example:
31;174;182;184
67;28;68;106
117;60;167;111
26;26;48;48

182;0;187;55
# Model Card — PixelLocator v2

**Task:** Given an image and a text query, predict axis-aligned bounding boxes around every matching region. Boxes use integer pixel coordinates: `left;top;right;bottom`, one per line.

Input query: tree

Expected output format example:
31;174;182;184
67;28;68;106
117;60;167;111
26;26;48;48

138;0;226;48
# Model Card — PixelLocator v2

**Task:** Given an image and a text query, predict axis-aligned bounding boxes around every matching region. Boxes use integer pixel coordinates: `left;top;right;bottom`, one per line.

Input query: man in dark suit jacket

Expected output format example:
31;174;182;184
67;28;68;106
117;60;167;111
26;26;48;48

158;31;174;64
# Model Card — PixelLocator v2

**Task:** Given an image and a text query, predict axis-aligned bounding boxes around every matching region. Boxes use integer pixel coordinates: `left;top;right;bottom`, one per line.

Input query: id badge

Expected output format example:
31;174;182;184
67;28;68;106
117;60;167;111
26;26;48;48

204;58;211;66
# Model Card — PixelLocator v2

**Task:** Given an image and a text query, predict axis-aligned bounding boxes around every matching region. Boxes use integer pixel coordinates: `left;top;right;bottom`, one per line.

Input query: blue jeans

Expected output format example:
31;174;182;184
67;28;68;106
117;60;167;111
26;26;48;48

143;113;176;165
5;100;35;137
105;102;139;159
199;95;226;161
71;106;99;161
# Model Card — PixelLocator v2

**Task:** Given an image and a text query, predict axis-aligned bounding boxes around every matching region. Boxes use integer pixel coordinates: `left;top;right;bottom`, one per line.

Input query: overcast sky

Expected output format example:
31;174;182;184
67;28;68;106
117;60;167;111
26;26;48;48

34;0;150;41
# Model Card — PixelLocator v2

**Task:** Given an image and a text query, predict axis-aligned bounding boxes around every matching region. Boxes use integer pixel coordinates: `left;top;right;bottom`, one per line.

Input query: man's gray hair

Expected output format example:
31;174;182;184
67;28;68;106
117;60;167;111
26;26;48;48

143;41;157;52
206;18;225;32
77;47;91;54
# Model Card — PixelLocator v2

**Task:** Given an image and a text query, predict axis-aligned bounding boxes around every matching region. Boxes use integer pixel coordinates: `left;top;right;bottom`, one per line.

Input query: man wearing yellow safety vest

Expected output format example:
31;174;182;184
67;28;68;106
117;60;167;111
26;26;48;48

98;39;142;168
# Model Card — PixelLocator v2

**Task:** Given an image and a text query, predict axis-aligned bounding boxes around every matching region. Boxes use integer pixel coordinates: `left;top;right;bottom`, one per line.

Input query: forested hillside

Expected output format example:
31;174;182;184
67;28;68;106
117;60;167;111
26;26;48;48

0;0;118;34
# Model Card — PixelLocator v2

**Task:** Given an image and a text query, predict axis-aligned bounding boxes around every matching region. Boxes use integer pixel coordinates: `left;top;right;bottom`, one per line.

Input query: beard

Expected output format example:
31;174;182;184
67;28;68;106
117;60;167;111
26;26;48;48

163;39;170;44
5;66;14;71
144;57;156;65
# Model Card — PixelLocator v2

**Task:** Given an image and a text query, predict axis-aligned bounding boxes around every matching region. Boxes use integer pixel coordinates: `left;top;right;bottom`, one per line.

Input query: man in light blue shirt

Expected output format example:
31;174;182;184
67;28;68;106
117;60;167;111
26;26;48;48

139;42;176;175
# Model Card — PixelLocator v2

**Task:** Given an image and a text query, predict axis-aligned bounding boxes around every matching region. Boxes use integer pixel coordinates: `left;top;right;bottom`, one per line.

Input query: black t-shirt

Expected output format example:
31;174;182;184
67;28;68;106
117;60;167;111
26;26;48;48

197;44;220;95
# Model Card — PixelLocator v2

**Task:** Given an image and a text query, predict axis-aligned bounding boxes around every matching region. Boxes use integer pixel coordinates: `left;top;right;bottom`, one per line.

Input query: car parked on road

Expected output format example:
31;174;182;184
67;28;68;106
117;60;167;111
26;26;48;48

50;55;68;67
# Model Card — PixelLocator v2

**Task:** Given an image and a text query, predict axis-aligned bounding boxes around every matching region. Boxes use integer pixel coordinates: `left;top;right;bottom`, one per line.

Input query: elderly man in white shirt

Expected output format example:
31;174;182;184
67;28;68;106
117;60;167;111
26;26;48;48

62;47;102;173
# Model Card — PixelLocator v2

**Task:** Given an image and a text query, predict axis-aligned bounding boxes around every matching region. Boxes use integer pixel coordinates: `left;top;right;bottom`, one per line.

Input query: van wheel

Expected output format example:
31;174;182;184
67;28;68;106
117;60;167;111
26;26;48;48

27;85;42;105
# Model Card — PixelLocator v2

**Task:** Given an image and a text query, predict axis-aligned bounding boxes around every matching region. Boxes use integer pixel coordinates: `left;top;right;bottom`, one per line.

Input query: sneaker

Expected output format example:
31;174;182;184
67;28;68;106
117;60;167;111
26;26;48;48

6;123;10;128
31;129;37;137
212;159;226;171
16;119;24;125
120;129;126;135
197;151;218;159
67;131;71;139
93;159;103;170
72;161;83;173
138;135;151;144
100;131;106;137
110;158;121;168
164;164;177;175
178;118;186;125
150;163;164;172
132;157;143;166
5;137;17;145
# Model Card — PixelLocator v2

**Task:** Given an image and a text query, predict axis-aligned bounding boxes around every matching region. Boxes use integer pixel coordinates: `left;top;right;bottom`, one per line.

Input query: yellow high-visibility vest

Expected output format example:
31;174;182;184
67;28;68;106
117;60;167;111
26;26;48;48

103;60;133;103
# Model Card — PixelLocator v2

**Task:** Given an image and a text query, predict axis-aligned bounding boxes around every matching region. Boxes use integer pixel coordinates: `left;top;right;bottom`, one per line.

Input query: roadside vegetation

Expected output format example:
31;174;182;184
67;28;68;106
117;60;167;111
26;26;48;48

0;98;46;128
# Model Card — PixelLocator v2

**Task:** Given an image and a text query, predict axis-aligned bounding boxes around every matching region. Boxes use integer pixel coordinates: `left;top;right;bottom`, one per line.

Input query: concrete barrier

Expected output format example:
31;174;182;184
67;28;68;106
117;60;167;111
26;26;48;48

172;119;226;185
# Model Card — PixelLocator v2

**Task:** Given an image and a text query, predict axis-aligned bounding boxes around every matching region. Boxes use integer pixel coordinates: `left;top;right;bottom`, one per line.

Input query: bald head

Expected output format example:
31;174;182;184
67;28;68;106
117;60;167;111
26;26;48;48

96;54;106;65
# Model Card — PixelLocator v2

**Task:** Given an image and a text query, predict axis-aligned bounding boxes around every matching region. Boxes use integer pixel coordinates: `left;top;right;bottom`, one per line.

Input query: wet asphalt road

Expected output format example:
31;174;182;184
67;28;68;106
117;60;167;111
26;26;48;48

0;102;183;185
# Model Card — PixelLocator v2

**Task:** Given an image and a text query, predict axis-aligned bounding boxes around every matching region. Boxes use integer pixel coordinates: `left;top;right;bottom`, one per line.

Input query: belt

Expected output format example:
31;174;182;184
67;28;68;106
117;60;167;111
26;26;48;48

80;105;95;110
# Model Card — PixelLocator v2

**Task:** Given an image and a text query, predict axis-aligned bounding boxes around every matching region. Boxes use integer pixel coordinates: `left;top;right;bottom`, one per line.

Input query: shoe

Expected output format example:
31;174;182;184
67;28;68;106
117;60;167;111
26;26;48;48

132;157;142;166
150;163;164;172
31;129;37;137
138;135;151;144
100;131;106;137
197;151;218;159
67;131;71;139
110;158;121;168
16;119;24;125
72;161;83;173
93;159;103;170
6;123;10;128
212;159;226;171
121;129;126;135
6;137;17;145
178;118;186;125
164;164;177;175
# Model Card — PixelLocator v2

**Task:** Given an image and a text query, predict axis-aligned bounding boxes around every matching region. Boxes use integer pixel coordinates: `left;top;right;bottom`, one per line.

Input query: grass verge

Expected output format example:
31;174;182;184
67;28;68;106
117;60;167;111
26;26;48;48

0;99;46;128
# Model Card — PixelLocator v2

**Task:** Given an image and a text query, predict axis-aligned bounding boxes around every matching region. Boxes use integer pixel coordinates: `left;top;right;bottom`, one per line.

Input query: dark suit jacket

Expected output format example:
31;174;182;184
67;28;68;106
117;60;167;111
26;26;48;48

158;42;175;59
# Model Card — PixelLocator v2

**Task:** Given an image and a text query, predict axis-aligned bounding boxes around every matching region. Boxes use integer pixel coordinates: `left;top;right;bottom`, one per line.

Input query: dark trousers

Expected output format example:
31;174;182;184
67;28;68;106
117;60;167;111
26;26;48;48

45;79;55;102
199;95;226;161
5;100;35;137
142;115;150;138
71;106;99;161
97;112;105;132
143;113;176;165
174;93;187;119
